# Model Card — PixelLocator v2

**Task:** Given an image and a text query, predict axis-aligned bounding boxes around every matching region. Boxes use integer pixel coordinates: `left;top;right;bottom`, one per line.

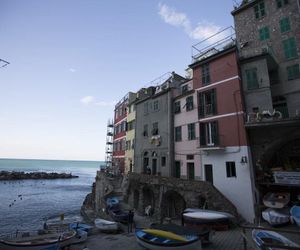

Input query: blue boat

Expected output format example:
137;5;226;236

106;197;120;210
135;229;201;250
69;223;93;234
290;205;300;228
252;229;299;250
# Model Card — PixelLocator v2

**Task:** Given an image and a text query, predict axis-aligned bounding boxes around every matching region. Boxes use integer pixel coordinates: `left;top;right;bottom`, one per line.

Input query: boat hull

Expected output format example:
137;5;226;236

95;218;119;232
252;229;299;250
290;205;300;228
135;229;201;250
0;241;59;250
263;193;290;209
262;208;290;226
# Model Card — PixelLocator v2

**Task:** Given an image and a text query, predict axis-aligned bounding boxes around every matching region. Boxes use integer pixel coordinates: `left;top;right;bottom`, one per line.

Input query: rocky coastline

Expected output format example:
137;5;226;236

0;170;79;180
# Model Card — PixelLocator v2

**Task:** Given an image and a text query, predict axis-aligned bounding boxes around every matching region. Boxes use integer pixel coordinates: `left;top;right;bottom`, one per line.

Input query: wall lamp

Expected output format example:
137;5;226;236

241;156;248;164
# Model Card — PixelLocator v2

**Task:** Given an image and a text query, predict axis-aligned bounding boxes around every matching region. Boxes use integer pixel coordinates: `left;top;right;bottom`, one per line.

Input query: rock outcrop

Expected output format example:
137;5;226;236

0;171;79;180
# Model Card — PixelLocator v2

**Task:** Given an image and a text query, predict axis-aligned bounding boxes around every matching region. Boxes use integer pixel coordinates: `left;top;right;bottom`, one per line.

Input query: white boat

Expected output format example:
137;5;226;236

94;218;118;232
262;208;290;226
182;208;234;230
135;229;202;250
263;192;290;209
0;229;76;250
252;229;300;250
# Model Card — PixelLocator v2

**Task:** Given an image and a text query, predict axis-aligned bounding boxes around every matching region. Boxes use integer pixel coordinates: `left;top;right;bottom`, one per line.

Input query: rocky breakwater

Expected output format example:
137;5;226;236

0;171;79;180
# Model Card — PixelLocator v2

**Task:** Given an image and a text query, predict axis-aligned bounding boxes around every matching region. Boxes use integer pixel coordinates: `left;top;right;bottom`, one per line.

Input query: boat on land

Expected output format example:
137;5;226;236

182;208;234;230
252;229;299;250
94;218;119;233
109;209;129;223
262;208;290;226
150;223;212;244
263;192;290;209
290;205;300;228
135;228;201;250
69;223;93;235
106;197;120;210
0;229;76;250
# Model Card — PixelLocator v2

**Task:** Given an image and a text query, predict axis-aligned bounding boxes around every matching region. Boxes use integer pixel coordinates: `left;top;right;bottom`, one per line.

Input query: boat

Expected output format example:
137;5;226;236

66;229;88;245
109;209;129;223
263;192;290;209
135;228;201;250
0;229;76;250
94;218;119;233
106;197;120;210
252;229;300;250
182;208;234;231
262;208;290;226
150;223;212;244
290;205;300;228
69;222;93;235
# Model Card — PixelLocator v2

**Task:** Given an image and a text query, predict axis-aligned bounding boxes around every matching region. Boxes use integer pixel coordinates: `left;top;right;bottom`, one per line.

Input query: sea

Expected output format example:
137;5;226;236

0;158;101;235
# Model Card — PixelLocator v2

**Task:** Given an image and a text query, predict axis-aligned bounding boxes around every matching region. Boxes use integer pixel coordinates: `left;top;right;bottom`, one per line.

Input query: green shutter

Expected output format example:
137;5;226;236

246;68;259;90
259;27;270;41
287;64;300;80
283;38;297;59
280;17;290;33
198;92;204;118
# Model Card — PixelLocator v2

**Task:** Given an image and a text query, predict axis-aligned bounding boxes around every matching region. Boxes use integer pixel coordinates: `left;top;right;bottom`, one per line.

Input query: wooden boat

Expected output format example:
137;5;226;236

262;208;290;226
0;229;76;250
69;222;93;235
290;205;300;228
263;192;290;209
182;208;233;230
135;228;201;250
94;218;119;233
67;229;88;245
109;209;129;223
150;223;212;244
252;229;300;250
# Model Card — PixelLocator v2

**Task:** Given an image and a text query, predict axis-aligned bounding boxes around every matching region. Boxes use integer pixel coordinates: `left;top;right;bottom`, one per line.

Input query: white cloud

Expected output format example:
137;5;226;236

158;3;222;41
80;96;115;107
80;96;95;105
69;68;76;73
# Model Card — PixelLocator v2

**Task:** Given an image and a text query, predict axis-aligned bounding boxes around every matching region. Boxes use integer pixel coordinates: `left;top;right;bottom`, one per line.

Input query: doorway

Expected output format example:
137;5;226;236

204;164;213;184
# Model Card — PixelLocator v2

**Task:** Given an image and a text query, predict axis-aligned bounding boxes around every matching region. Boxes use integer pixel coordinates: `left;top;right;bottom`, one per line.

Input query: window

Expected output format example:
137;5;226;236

202;64;210;85
273;96;289;118
153;100;159;111
182;85;188;93
186;96;194;111
188;123;196;140
198;89;217;118
132;139;135;149
126;140;131;150
245;68;259;90
259;26;270;41
283;37;297;59
127;120;134;131
254;1;265;19
174;101;181;114
161;156;166;167
175;126;182;142
143;124;148;137
226;162;236;178
200;121;219;146
280;17;291;33
144;102;149;115
287;64;300;80
276;0;288;8
187;155;194;160
152;122;158;135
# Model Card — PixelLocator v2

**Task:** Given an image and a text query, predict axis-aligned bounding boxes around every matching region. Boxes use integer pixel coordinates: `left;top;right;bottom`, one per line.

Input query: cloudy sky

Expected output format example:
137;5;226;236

0;0;235;161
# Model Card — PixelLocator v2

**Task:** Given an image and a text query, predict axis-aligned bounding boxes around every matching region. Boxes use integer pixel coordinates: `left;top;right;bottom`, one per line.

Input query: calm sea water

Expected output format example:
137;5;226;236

0;158;101;235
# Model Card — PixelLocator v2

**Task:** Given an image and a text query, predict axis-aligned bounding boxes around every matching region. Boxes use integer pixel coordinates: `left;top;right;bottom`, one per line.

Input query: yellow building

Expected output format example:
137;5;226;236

125;101;136;174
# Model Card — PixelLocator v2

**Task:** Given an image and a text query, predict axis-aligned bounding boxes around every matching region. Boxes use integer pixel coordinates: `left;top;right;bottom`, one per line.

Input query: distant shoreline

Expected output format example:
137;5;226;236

0;171;79;180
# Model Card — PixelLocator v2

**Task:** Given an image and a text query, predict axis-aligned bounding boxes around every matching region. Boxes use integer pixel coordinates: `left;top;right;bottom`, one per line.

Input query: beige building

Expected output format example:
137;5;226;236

125;100;136;174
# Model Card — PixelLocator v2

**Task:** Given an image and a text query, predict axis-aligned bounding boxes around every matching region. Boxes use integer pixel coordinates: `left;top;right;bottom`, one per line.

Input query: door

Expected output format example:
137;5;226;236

175;161;181;178
143;157;149;174
205;164;213;184
187;162;195;180
152;159;157;175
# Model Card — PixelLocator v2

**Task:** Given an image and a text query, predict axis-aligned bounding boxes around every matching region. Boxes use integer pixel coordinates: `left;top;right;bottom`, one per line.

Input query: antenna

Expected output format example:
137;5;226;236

0;59;10;68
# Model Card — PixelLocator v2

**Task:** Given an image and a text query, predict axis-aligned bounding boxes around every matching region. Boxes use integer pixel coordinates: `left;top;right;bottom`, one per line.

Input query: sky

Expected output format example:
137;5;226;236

0;0;236;161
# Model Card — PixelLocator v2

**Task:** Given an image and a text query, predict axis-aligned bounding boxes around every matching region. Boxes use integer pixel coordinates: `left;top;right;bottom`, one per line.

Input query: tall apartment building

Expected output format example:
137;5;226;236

112;92;136;174
134;72;186;177
232;0;300;213
174;78;202;180
189;28;255;222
